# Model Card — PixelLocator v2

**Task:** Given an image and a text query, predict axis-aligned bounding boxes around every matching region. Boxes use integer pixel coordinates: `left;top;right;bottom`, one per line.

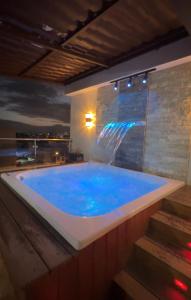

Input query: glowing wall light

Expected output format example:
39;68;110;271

85;112;94;128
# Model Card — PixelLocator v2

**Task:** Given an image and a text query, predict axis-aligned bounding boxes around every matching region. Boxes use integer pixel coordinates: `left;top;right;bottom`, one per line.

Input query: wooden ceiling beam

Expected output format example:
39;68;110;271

64;26;188;85
170;0;191;35
60;0;119;46
0;1;119;77
108;26;188;66
0;28;107;68
18;51;52;76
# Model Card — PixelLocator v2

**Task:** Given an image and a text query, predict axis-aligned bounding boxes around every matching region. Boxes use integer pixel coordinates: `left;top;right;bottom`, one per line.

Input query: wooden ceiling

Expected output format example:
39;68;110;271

0;0;189;84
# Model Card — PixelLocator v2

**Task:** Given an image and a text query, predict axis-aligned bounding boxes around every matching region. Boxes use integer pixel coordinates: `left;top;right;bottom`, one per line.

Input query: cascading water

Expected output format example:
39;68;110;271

97;121;145;165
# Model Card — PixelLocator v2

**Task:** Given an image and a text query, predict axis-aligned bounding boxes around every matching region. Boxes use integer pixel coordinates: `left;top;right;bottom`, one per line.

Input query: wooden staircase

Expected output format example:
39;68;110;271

113;186;191;300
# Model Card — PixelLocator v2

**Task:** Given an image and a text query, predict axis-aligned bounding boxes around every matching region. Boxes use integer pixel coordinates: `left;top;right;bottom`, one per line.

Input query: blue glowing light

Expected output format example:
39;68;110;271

103;121;139;130
142;73;148;84
127;78;133;88
22;163;166;217
113;81;118;91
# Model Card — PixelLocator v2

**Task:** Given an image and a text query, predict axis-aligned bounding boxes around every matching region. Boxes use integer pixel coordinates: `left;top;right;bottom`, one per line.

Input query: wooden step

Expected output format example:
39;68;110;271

131;236;191;299
114;270;158;300
136;237;191;281
166;186;191;206
163;186;191;220
163;198;191;221
148;210;191;253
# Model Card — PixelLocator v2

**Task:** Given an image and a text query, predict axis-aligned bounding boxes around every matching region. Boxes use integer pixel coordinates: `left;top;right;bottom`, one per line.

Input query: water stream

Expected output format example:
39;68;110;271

97;121;145;165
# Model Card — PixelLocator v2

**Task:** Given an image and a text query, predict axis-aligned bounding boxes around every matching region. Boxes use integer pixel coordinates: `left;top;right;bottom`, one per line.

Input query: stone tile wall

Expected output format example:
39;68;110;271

115;78;147;170
96;78;147;170
71;61;191;182
144;62;191;181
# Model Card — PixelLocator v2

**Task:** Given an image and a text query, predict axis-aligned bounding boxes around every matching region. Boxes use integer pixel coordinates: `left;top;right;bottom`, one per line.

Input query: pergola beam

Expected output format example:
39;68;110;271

171;0;191;35
0;26;108;68
0;1;119;76
60;0;119;47
64;26;188;85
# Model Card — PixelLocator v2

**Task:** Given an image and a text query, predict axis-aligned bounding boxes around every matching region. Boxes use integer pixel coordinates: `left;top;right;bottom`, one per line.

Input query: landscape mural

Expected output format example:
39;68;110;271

0;76;70;137
0;76;71;166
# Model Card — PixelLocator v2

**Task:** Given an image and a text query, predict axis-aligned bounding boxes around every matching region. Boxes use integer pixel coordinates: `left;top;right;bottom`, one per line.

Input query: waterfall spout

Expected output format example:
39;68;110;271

97;121;145;165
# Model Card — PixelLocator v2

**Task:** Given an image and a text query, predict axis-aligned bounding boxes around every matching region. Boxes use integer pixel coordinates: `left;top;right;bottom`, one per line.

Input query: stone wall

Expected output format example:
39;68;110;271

95;85;119;162
144;62;191;181
95;78;147;170
71;78;148;169
115;78;147;170
71;61;191;183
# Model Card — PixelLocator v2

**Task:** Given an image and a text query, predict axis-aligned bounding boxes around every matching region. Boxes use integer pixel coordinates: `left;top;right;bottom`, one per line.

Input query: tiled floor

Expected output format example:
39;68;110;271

0;252;15;299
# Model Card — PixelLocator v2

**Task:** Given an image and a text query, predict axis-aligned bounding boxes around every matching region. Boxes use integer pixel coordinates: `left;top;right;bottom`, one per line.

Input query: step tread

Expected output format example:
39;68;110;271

114;270;158;300
165;186;191;208
136;236;191;280
151;210;191;235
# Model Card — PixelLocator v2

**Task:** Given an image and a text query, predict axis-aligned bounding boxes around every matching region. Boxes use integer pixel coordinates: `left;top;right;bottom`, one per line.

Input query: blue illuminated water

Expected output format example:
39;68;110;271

21;163;167;217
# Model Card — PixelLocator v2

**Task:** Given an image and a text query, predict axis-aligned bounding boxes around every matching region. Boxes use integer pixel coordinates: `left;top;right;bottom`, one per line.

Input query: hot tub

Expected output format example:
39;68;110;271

1;162;184;250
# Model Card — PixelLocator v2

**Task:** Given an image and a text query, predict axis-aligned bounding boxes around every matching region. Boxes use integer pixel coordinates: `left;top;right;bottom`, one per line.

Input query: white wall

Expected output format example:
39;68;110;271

70;84;119;163
70;88;98;161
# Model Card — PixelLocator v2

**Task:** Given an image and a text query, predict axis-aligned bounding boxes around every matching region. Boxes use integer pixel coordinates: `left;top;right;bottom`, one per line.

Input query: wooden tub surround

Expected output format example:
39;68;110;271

0;179;163;300
0;180;190;300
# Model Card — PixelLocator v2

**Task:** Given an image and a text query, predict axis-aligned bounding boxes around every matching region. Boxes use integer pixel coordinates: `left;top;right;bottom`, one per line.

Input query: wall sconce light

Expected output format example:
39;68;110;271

85;112;94;128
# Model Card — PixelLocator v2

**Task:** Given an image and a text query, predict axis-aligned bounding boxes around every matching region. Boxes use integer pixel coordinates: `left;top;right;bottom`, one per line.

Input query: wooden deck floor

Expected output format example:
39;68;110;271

0;179;76;299
0;252;15;299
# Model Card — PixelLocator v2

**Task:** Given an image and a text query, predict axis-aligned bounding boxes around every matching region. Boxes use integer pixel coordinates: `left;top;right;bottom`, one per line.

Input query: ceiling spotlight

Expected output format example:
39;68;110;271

114;81;118;91
127;77;133;88
142;73;148;84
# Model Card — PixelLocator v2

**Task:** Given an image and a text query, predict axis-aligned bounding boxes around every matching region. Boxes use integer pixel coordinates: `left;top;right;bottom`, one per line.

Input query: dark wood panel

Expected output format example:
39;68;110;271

25;271;58;300
27;258;78;300
106;229;118;279
93;238;107;300
117;222;129;270
0;181;72;270
0;200;48;288
77;244;94;300
58;258;78;300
